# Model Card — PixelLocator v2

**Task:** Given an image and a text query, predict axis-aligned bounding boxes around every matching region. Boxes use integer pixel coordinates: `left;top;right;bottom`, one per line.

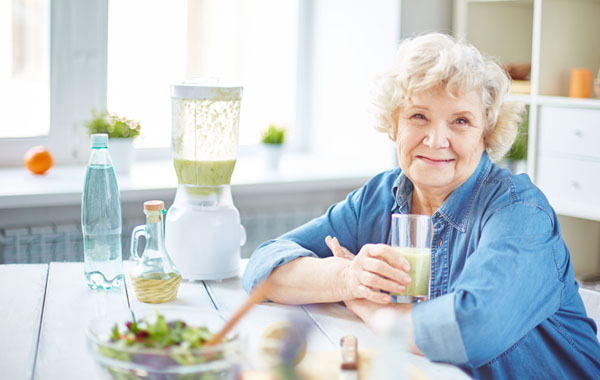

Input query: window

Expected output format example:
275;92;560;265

301;0;400;164
107;0;298;150
0;0;50;140
0;1;399;167
0;0;109;166
0;1;50;147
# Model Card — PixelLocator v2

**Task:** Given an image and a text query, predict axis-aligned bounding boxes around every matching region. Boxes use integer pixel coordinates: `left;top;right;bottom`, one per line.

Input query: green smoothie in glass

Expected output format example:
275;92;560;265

390;247;431;300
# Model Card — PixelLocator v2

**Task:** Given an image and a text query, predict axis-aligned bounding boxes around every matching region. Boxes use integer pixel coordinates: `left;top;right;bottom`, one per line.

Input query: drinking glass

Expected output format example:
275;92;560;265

390;214;432;303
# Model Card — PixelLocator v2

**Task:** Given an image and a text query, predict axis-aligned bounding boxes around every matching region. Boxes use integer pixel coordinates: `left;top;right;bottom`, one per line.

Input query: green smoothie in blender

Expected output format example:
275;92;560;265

173;158;236;186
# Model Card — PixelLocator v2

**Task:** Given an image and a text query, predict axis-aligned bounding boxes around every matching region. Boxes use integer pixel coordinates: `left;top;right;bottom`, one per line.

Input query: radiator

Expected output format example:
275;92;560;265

0;209;323;264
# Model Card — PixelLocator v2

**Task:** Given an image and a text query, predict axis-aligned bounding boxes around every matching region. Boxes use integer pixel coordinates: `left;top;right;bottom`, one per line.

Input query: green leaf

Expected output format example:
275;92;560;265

128;320;139;334
505;105;528;161
111;323;120;341
261;124;286;145
84;109;141;139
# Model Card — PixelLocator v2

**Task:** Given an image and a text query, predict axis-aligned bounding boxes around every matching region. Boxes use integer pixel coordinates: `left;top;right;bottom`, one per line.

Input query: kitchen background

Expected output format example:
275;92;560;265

1;0;599;284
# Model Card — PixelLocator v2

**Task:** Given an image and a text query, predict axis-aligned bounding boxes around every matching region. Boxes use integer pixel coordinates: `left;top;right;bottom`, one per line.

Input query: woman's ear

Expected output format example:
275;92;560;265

483;120;491;146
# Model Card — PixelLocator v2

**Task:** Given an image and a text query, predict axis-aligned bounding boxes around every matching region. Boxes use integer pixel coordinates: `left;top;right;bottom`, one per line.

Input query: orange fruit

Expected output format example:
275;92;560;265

24;146;54;175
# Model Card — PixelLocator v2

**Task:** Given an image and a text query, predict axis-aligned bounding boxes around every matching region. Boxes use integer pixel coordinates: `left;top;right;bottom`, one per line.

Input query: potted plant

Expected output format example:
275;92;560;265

84;109;141;173
261;124;286;171
503;106;528;174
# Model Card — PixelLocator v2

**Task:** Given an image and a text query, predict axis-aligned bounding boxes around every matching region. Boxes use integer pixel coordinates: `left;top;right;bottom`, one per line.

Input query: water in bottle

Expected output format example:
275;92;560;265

81;133;124;289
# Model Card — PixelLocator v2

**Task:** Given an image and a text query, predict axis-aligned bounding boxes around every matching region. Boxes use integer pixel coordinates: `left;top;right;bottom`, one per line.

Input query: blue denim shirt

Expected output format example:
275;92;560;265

242;152;600;379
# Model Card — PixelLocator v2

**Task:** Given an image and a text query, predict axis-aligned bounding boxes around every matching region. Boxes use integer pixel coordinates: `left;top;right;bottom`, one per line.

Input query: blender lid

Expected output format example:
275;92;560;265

171;81;242;101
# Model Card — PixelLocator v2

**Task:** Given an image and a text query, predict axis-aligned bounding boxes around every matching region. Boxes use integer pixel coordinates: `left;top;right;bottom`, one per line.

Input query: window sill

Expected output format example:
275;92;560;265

0;153;392;209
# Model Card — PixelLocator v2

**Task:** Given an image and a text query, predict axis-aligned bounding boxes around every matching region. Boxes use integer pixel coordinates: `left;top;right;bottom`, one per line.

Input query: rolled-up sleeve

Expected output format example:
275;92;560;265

412;203;565;367
242;187;364;293
412;292;469;363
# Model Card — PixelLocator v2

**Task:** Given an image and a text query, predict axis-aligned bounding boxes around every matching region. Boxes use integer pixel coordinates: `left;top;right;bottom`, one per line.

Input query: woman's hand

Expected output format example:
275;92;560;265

325;236;411;304
325;236;421;356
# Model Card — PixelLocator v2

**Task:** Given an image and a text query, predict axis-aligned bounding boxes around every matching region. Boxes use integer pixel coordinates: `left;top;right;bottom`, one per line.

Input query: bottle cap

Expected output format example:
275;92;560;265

144;200;165;212
91;134;109;148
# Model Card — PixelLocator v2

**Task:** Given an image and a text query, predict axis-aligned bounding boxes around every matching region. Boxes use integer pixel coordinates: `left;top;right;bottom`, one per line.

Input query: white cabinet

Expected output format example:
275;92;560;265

537;156;600;220
538;106;600;159
454;0;600;222
537;106;600;219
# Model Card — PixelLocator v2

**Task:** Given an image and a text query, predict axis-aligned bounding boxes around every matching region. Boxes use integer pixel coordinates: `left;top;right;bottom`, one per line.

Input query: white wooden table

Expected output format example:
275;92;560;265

0;262;470;379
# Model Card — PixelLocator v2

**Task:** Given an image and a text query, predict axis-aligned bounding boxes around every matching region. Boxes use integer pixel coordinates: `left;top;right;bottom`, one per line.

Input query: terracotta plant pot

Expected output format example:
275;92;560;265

502;62;531;81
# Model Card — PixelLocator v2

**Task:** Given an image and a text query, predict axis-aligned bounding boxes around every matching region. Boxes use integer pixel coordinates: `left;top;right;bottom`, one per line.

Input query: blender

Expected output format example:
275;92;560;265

165;83;246;280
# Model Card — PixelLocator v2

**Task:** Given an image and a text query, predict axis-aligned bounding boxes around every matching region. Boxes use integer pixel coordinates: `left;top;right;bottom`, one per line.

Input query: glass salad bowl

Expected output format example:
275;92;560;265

86;307;244;380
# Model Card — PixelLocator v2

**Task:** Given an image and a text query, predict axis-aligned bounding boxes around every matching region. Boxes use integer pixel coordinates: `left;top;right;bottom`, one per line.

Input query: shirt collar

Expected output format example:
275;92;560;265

391;151;492;232
391;172;412;214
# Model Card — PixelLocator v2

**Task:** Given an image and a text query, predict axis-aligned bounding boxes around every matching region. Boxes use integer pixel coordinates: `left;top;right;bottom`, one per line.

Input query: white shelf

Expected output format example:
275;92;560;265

507;94;600;108
465;0;533;3
455;0;600;223
506;94;533;104
551;201;600;223
535;96;600;109
0;153;386;209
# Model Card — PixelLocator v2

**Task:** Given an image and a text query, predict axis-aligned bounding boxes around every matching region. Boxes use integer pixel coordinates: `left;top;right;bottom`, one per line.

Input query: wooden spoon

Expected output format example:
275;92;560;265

206;279;272;346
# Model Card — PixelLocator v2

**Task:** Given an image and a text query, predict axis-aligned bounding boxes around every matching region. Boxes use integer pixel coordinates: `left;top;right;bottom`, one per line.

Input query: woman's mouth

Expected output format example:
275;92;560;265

417;155;455;167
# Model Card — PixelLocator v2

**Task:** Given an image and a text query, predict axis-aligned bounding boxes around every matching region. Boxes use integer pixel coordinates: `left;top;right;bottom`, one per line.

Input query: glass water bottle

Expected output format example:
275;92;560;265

81;133;123;290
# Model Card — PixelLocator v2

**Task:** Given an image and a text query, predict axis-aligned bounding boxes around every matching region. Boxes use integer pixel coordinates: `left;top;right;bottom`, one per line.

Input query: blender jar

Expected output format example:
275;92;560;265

171;84;242;188
166;83;246;281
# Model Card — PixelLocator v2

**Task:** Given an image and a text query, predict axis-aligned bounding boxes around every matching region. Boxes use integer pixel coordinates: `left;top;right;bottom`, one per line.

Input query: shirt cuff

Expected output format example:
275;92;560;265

241;240;318;294
412;292;469;364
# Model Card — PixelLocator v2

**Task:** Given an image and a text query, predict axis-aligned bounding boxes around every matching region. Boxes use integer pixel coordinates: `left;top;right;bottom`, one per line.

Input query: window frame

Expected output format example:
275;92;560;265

0;0;108;166
1;0;312;166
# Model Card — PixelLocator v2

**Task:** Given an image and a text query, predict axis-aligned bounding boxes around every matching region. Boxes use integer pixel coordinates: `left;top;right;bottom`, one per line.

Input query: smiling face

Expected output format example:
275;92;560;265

395;86;487;200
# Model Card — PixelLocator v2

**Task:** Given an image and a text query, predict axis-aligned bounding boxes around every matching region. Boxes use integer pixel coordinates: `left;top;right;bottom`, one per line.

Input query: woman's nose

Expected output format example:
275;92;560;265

423;123;450;149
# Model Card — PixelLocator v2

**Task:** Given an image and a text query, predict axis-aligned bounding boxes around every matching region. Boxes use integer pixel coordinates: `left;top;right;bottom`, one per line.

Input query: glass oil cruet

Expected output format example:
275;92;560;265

130;200;181;303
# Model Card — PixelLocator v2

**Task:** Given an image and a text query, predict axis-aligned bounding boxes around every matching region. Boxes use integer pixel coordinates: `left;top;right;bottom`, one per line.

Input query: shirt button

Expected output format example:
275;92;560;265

439;240;443;248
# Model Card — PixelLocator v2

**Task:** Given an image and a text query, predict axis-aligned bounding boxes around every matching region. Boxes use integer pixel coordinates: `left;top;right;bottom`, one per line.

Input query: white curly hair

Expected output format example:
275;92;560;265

372;33;524;162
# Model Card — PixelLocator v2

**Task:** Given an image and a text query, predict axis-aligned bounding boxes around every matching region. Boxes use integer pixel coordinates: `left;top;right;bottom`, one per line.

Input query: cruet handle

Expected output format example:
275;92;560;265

130;225;146;261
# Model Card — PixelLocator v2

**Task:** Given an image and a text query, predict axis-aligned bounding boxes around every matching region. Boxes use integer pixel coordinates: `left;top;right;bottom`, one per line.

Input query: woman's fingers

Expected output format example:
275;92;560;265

333;237;355;257
365;243;411;272
325;235;345;258
357;284;392;304
331;240;409;302
325;236;355;260
358;268;407;294
362;256;411;285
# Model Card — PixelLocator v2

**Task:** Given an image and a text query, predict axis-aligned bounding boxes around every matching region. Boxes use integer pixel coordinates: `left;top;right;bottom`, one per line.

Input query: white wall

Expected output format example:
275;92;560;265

300;0;456;167
401;0;453;38
301;0;401;167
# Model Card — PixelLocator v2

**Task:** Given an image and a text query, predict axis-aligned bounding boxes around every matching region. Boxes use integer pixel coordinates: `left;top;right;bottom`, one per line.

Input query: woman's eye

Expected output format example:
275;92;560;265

455;117;470;125
411;113;426;120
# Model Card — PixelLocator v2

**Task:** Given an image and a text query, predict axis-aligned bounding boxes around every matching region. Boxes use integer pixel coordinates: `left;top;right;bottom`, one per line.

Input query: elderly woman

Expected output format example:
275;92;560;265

242;33;600;378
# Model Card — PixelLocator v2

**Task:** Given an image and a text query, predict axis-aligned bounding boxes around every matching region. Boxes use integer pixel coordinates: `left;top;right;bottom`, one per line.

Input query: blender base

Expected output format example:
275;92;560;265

165;185;246;282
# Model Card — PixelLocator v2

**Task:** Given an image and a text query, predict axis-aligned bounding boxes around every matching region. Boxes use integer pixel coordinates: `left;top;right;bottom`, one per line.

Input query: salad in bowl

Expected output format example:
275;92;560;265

86;308;244;380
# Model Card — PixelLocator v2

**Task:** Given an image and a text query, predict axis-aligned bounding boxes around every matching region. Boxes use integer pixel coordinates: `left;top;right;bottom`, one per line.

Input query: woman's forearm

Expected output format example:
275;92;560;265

265;256;351;305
